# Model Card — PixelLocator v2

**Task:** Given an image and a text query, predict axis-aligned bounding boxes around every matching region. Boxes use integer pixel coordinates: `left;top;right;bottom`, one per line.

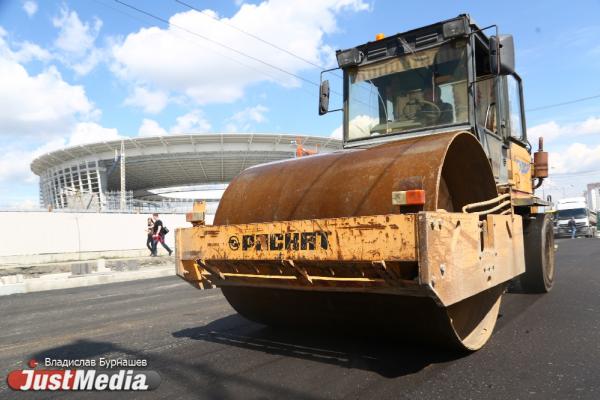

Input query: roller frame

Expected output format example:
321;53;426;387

175;211;525;307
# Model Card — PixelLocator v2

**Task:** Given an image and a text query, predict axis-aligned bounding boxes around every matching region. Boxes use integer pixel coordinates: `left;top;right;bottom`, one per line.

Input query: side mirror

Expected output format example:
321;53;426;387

490;34;515;75
319;80;330;115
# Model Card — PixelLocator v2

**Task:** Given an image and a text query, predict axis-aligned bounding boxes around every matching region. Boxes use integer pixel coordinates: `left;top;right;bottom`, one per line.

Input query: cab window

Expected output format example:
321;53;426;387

473;37;497;134
476;77;497;134
507;75;524;140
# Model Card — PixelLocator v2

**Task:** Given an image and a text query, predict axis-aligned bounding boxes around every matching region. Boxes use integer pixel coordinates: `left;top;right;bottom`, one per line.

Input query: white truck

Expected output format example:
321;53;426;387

554;197;597;238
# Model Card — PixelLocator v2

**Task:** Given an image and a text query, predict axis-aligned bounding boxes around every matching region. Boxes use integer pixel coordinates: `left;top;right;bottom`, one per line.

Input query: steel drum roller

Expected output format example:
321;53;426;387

215;131;502;350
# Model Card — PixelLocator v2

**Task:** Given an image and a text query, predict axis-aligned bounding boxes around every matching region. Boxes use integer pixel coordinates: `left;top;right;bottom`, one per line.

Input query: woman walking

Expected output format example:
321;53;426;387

146;216;155;255
151;213;172;256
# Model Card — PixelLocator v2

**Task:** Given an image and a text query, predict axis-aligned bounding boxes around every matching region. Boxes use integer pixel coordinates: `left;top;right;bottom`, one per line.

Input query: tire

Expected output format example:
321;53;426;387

519;214;555;293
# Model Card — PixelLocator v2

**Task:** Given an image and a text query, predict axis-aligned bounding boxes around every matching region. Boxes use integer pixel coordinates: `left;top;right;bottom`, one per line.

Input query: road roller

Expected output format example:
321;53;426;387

175;14;555;351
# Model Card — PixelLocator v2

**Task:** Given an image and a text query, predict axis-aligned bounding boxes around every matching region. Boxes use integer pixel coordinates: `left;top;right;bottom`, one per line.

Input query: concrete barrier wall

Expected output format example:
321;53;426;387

0;211;206;265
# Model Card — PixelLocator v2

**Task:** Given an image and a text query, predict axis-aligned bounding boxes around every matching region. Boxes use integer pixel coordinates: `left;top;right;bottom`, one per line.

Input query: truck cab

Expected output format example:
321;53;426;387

319;14;543;198
555;197;598;238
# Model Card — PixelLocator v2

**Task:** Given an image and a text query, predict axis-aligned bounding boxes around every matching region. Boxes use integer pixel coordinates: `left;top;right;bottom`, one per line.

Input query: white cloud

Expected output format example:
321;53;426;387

0;59;96;139
68;122;121;146
0;123;120;185
0;31;117;200
225;105;268;131
12;41;53;63
527;116;600;145
52;6;104;75
330;124;342;139
23;1;38;18
549;142;600;175
15;199;39;209
330;114;378;139
527;121;562;144
111;0;369;105
524;116;600;199
0;29;52;64
171;110;212;133
578;117;600;135
0;148;38;184
488;116;600;200
138;118;168;137
124;86;170;114
234;104;268;123
136;110;212;137
319;43;338;68
0;29;99;142
71;47;104;76
53;7;102;56
0;194;41;210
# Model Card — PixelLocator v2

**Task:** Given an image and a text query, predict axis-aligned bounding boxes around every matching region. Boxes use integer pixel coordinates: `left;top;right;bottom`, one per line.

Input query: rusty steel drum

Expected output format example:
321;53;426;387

214;131;503;350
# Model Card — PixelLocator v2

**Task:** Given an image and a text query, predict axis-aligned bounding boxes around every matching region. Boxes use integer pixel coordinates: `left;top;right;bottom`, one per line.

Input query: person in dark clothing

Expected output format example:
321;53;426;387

422;86;454;124
151;213;172;256
146;216;154;255
568;217;577;239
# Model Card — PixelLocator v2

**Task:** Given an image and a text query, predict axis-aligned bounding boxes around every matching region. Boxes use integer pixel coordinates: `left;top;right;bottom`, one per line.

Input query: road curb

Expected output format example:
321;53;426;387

0;265;175;296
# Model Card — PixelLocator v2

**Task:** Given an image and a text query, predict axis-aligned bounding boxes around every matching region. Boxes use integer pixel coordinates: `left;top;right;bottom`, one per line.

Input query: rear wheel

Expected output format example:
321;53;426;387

519;214;555;293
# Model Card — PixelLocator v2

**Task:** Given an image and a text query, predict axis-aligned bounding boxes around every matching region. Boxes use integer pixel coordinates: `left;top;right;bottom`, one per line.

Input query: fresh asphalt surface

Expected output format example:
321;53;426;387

1;238;599;399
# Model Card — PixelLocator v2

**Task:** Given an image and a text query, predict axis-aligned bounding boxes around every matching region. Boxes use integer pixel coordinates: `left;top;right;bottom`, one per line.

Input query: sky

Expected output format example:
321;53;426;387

0;0;599;208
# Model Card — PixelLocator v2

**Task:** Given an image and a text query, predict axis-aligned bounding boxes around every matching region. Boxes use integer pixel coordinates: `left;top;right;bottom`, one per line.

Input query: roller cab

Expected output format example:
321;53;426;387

175;14;554;351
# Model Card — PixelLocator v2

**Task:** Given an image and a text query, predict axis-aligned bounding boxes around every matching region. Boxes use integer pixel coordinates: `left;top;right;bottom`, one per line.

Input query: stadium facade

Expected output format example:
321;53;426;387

30;133;342;211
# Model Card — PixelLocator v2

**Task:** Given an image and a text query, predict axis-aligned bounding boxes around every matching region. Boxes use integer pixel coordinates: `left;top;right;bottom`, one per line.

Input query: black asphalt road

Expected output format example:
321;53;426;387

1;238;600;399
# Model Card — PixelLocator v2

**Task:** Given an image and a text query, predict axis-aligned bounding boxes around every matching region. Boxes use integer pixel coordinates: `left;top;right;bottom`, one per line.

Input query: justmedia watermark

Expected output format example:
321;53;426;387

6;358;161;391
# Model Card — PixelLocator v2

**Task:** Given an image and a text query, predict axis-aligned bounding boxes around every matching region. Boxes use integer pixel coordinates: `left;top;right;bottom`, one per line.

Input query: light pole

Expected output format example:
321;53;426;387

120;140;126;211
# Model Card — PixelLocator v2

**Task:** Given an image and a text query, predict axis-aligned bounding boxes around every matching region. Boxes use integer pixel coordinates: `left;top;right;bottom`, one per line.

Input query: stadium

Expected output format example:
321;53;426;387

30;133;342;215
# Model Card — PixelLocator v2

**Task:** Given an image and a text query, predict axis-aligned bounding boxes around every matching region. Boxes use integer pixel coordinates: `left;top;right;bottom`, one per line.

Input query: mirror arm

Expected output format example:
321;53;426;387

321;67;340;76
319;67;343;115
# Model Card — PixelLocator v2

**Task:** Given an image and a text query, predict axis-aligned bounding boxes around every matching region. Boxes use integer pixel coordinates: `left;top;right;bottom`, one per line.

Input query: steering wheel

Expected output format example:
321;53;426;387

403;100;441;122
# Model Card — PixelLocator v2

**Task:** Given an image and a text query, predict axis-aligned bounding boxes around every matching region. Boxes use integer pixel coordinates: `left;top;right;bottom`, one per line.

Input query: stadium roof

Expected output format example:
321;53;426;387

31;133;342;194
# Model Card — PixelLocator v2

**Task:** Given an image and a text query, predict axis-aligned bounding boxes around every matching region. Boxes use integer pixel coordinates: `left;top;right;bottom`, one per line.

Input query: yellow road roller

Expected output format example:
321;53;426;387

175;14;554;351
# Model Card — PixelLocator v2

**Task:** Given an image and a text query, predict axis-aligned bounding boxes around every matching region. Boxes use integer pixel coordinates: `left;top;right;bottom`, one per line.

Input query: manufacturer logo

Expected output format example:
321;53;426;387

228;231;330;251
228;236;240;250
516;159;531;174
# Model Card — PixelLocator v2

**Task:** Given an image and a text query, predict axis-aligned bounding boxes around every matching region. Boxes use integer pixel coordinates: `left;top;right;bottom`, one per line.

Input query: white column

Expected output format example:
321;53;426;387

120;140;126;211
